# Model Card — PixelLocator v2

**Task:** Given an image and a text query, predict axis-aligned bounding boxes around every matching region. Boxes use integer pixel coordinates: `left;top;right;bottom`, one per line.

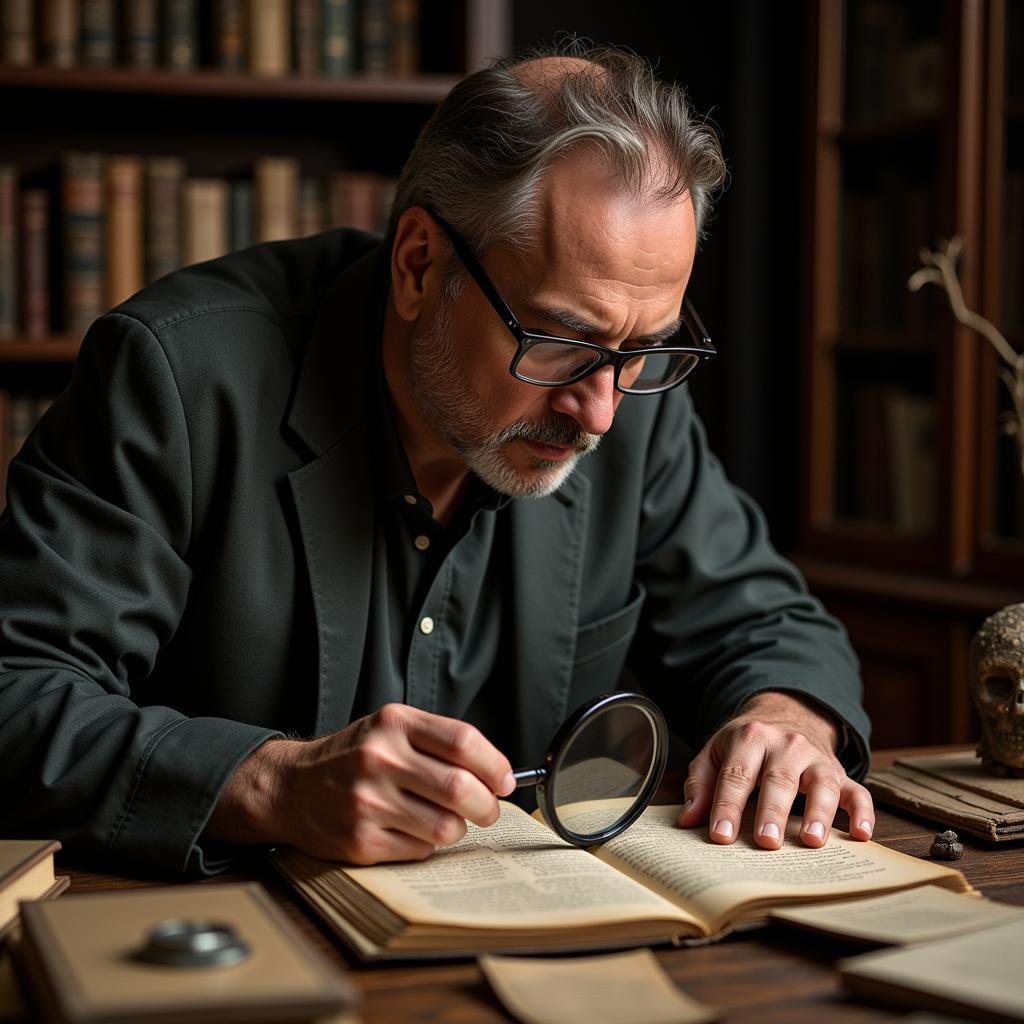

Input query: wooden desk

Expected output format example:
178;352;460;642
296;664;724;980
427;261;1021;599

52;748;1024;1023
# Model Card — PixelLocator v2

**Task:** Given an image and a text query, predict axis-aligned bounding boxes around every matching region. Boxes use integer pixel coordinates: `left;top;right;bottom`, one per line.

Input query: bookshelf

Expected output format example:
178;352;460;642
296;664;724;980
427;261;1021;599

0;0;511;494
797;0;1024;748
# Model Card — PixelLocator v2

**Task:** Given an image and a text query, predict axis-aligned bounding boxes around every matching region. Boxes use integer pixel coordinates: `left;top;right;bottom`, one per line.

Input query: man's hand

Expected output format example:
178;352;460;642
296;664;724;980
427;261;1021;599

677;692;874;849
205;704;516;864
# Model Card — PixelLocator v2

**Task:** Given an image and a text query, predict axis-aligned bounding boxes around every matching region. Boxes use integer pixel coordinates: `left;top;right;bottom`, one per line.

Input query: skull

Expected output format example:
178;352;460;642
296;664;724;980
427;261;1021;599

970;603;1024;774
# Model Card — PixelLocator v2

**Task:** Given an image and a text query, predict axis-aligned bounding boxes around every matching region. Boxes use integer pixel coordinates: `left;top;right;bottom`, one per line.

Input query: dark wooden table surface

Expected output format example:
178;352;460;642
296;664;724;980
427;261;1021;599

52;747;1024;1023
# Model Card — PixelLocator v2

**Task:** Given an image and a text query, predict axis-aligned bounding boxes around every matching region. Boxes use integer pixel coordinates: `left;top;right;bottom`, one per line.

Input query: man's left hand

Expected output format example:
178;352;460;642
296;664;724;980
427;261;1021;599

677;692;874;849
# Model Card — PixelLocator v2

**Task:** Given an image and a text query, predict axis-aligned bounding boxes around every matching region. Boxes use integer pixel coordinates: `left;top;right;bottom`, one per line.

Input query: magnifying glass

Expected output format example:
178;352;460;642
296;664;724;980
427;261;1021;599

512;692;668;847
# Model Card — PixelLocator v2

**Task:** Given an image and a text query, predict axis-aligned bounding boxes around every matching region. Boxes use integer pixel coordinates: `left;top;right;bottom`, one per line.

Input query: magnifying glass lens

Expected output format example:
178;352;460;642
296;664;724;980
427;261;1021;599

551;702;660;840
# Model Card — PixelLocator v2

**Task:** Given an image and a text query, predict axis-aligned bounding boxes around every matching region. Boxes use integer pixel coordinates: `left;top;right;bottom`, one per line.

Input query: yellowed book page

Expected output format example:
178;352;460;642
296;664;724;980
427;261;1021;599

839;917;1024;1020
564;804;969;935
479;949;719;1024
342;802;699;933
772;884;1024;944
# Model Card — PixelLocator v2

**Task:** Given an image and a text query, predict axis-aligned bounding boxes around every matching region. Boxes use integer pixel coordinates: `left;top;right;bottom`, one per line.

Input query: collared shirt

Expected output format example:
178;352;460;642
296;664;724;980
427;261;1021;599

348;285;516;744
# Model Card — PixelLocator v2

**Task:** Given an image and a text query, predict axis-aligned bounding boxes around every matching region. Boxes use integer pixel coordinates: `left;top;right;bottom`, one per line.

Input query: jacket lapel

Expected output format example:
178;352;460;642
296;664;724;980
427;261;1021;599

506;469;591;765
286;240;385;735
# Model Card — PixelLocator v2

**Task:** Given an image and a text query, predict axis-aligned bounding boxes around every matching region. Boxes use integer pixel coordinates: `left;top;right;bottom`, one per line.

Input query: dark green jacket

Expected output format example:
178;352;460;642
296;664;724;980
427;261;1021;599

0;230;870;874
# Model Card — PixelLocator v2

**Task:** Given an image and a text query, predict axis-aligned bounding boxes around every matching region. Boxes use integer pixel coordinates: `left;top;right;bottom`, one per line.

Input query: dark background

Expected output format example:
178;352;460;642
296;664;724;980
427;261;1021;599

513;1;805;548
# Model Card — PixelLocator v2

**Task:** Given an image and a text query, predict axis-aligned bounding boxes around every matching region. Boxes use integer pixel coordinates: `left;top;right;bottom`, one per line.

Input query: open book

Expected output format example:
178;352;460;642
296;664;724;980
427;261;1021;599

271;801;975;960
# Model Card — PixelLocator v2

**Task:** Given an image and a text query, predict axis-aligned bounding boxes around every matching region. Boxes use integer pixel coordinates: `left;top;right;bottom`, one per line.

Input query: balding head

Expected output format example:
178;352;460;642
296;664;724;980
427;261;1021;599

388;43;726;266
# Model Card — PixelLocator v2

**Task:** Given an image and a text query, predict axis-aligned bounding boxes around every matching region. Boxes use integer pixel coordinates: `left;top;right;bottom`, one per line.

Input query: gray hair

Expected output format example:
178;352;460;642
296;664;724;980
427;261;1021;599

387;42;728;268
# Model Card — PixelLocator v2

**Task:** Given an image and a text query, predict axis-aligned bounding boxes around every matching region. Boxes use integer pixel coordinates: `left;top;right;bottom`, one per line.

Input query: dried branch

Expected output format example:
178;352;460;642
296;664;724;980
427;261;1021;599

908;236;1024;476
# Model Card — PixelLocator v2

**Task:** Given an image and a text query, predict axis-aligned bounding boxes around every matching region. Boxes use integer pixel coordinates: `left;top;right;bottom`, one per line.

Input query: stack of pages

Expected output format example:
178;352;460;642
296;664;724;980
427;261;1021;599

868;751;1024;840
272;800;974;960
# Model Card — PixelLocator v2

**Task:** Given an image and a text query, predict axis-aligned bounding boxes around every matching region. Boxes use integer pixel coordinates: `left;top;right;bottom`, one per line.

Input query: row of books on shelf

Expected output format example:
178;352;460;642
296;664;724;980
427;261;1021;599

840;182;937;335
840;383;938;536
0;0;422;77
843;0;943;122
0;155;396;339
0;390;54;491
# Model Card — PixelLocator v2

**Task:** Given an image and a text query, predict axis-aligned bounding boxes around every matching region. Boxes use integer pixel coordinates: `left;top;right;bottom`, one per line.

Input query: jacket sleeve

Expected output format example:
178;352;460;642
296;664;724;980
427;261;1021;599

0;312;281;874
628;386;871;779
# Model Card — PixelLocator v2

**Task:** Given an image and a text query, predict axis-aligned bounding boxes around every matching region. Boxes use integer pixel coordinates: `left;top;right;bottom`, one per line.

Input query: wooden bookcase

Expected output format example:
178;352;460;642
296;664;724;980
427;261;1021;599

0;0;510;492
796;0;1024;748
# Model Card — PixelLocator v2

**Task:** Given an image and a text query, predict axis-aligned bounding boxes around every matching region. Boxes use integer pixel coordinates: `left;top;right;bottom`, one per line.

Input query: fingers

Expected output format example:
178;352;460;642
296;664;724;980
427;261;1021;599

678;719;868;850
385;704;516;797
839;779;876;841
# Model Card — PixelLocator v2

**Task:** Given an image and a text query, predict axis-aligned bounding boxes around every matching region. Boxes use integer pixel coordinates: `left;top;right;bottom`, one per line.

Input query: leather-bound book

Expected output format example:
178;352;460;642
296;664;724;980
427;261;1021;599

254;156;299;242
62;152;105;336
20;188;50;339
105;155;144;308
144;157;184;284
248;0;290;77
182;178;229;265
0;166;16;339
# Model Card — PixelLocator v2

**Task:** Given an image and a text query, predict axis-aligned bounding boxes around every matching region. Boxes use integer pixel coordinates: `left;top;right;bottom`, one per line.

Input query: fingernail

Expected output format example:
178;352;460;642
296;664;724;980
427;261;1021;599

859;820;873;837
712;819;734;839
759;821;780;841
805;821;825;839
500;773;516;795
683;798;693;814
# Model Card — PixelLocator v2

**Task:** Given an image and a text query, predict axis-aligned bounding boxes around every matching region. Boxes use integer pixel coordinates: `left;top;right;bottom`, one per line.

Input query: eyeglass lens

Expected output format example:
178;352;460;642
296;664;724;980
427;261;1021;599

516;344;701;393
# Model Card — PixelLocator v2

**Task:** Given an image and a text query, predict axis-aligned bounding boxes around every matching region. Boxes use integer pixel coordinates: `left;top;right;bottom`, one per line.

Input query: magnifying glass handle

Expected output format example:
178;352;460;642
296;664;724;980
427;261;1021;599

511;767;547;788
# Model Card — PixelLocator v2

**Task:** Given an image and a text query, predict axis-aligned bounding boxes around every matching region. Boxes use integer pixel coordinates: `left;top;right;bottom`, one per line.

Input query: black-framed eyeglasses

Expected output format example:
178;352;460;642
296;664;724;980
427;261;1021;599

431;212;716;395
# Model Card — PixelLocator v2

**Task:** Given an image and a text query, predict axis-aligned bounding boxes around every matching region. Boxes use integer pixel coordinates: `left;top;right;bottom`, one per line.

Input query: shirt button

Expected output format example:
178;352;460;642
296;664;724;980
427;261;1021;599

414;534;431;551
419;616;434;635
403;494;417;505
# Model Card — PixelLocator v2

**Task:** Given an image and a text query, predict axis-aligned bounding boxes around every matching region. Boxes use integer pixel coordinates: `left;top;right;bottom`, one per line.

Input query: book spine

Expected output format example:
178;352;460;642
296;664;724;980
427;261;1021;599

361;0;391;74
0;166;16;339
1;0;35;67
320;0;354;75
42;0;78;68
254;157;298;242
162;0;198;71
105;155;144;308
80;0;116;67
391;0;418;75
182;178;229;265
330;171;380;231
229;179;253;251
214;0;246;71
21;189;50;339
298;178;324;237
248;0;290;77
145;156;184;283
62;152;105;335
124;0;159;69
293;0;318;75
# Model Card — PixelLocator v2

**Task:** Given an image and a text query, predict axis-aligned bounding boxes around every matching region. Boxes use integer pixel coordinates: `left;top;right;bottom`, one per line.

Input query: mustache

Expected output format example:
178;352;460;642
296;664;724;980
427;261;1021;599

491;415;601;454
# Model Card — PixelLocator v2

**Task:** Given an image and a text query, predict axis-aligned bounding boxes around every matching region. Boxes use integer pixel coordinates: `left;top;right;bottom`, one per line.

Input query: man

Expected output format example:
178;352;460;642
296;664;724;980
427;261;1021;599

0;48;873;875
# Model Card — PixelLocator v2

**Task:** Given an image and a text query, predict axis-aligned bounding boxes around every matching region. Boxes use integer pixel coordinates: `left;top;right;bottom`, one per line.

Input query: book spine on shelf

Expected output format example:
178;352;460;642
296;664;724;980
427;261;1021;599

80;0;116;68
249;0;291;77
21;190;50;340
1;0;35;67
214;0;247;71
298;178;325;237
162;0;198;71
254;157;299;242
0;167;16;340
105;155;144;308
229;180;254;252
42;0;79;68
62;152;105;336
145;157;184;284
328;171;381;232
124;0;159;69
391;0;418;75
361;0;391;74
320;0;354;76
294;0;318;75
182;179;229;265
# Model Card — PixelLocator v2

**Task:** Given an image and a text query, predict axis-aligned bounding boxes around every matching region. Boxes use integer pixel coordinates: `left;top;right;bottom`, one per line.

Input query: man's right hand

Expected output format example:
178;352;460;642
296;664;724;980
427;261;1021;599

205;704;516;864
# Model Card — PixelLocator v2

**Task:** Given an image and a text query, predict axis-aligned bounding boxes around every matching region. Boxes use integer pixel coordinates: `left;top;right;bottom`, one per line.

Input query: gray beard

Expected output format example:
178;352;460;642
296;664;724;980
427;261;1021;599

408;296;601;499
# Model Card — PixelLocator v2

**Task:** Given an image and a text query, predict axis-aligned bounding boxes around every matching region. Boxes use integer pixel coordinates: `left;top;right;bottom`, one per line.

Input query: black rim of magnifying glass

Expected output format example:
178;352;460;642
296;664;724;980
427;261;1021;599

535;692;669;847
